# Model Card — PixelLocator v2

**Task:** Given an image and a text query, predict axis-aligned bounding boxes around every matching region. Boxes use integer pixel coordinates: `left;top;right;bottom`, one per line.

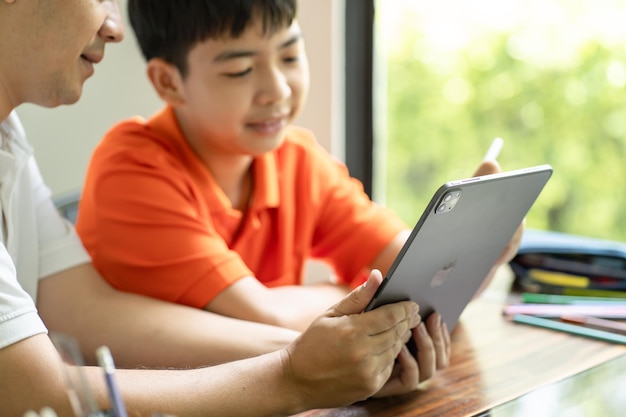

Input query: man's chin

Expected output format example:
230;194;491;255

38;89;83;109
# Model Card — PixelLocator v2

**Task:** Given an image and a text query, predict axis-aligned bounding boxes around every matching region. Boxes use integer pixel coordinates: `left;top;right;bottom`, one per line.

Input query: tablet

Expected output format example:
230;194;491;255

365;164;553;330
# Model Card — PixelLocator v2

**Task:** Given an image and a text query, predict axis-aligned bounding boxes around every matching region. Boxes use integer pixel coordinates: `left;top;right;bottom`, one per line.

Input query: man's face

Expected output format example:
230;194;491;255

173;18;310;159
16;0;124;107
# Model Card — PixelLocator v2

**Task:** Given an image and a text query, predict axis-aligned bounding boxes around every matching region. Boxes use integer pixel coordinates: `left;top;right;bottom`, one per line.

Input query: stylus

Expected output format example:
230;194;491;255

483;137;503;161
96;346;129;417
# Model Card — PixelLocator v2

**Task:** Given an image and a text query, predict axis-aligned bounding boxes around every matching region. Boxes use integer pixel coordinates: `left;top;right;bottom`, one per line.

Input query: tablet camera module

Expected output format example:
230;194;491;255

436;190;462;214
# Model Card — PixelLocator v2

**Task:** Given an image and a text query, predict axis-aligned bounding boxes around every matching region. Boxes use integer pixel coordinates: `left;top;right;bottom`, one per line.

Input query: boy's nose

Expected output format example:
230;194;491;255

258;67;292;105
99;0;125;43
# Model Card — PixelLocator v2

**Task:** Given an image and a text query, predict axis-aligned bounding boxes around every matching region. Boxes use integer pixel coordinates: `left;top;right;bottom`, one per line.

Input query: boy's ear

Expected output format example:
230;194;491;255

146;58;187;106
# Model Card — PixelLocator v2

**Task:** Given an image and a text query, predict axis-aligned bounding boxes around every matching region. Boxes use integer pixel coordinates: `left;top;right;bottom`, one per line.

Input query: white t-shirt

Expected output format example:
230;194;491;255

0;111;91;349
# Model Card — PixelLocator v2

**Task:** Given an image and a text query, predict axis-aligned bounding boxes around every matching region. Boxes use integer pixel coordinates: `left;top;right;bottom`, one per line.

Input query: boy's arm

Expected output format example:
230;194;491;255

5;271;422;417
37;263;300;367
206;275;350;331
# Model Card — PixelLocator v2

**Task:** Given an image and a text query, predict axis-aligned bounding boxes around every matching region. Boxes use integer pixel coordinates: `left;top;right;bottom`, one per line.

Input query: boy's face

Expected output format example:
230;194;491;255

12;0;123;107
173;18;310;158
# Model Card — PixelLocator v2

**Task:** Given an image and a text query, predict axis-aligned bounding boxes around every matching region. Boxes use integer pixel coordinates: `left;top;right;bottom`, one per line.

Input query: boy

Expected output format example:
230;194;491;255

0;0;432;414
78;0;515;365
78;0;405;332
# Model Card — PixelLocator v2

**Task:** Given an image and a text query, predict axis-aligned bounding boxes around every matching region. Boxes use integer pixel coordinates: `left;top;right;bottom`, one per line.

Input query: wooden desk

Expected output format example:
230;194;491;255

478;353;626;415
296;276;626;417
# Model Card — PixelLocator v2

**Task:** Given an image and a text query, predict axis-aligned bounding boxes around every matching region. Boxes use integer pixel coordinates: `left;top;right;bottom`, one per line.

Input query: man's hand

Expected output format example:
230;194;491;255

374;311;451;397
280;269;422;410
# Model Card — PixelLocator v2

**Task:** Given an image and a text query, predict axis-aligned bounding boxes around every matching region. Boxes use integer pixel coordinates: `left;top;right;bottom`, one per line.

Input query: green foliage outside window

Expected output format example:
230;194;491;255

376;1;626;241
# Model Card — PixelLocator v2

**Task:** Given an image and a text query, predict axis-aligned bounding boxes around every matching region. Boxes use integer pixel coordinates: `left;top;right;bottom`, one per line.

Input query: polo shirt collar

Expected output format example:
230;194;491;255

252;152;279;210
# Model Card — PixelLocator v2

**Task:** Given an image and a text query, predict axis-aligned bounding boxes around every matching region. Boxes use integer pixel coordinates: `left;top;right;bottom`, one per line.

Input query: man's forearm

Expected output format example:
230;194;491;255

104;350;304;417
37;264;299;367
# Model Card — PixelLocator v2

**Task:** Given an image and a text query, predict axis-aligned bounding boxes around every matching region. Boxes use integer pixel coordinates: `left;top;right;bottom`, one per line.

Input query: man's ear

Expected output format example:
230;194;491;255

146;58;186;106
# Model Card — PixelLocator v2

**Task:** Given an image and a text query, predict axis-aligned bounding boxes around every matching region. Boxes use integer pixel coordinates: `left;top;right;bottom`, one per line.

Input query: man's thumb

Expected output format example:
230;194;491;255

327;269;383;317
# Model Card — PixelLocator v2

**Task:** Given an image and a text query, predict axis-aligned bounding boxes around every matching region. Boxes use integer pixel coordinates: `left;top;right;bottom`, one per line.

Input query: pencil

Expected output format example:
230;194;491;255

560;315;626;336
96;346;128;417
522;293;626;305
564;287;626;298
504;303;626;318
512;314;626;345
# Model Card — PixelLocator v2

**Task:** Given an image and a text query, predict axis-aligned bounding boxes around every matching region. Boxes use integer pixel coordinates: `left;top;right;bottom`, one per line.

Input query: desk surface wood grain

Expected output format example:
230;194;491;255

296;289;626;417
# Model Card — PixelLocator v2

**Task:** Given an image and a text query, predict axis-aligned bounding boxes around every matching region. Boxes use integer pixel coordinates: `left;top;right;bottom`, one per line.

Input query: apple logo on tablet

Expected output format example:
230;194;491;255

430;260;457;287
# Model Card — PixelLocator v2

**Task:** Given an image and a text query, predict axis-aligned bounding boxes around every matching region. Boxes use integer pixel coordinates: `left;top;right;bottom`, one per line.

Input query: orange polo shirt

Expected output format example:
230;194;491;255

77;106;407;309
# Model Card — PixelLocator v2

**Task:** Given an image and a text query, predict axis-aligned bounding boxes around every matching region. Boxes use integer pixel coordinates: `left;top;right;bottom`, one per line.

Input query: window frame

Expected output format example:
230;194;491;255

344;0;375;197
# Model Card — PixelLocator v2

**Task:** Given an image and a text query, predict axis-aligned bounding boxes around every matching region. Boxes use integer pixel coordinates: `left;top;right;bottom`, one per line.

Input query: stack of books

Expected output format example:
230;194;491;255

506;229;626;344
510;229;626;297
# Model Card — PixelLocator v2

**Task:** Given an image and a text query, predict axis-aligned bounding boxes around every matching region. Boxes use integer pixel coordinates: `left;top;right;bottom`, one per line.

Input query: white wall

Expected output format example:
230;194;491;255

17;0;344;197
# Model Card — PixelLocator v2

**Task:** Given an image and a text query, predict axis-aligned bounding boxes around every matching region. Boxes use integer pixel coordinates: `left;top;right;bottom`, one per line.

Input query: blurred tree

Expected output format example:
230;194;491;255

378;2;626;241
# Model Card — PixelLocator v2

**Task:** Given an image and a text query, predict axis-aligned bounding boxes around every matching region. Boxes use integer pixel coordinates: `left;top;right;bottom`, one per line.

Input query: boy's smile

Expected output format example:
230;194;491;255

245;114;289;136
163;18;310;167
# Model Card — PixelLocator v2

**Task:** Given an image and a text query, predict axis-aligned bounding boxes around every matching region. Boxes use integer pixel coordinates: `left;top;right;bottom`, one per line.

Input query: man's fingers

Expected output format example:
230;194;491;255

373;345;420;397
365;310;420;357
440;322;452;369
327;269;384;317
426;313;450;369
414;321;436;382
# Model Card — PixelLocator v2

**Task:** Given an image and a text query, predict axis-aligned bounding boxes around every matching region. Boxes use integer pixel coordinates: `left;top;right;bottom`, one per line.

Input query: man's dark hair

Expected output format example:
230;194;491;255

128;0;297;77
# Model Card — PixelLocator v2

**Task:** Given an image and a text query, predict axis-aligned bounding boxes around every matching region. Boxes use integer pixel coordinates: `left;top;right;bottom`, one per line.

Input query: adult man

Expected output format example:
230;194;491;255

0;1;438;415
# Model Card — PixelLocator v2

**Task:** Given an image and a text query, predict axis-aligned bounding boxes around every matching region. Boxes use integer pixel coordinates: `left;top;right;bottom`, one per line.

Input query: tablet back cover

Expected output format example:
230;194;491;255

366;165;553;330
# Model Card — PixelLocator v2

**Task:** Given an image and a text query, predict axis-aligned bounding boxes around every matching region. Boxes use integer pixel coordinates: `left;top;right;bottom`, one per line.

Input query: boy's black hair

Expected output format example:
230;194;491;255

128;0;297;77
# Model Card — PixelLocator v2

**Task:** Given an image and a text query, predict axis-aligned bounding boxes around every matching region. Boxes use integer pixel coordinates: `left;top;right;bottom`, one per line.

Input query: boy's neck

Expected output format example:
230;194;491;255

192;143;254;211
174;107;254;210
211;157;254;212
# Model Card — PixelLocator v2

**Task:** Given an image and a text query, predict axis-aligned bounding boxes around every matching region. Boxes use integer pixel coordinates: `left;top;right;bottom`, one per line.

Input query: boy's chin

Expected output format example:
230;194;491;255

247;131;288;155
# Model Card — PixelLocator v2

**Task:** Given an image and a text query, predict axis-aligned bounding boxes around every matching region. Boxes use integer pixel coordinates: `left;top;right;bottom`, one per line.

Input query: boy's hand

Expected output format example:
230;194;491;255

281;270;422;409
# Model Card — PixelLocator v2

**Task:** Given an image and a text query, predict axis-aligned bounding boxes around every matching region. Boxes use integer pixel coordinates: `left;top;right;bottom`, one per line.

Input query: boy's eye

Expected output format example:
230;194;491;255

225;68;252;78
283;56;299;64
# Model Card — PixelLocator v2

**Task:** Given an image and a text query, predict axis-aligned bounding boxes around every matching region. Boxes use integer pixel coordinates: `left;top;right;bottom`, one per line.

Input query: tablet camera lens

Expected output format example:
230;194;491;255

437;190;461;214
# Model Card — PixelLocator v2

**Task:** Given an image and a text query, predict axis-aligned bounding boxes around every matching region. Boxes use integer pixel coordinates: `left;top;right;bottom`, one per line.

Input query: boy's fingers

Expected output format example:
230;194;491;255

472;160;501;177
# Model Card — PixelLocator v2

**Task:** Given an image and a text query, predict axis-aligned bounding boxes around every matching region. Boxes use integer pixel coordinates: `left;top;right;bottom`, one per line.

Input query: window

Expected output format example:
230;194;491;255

355;0;626;241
